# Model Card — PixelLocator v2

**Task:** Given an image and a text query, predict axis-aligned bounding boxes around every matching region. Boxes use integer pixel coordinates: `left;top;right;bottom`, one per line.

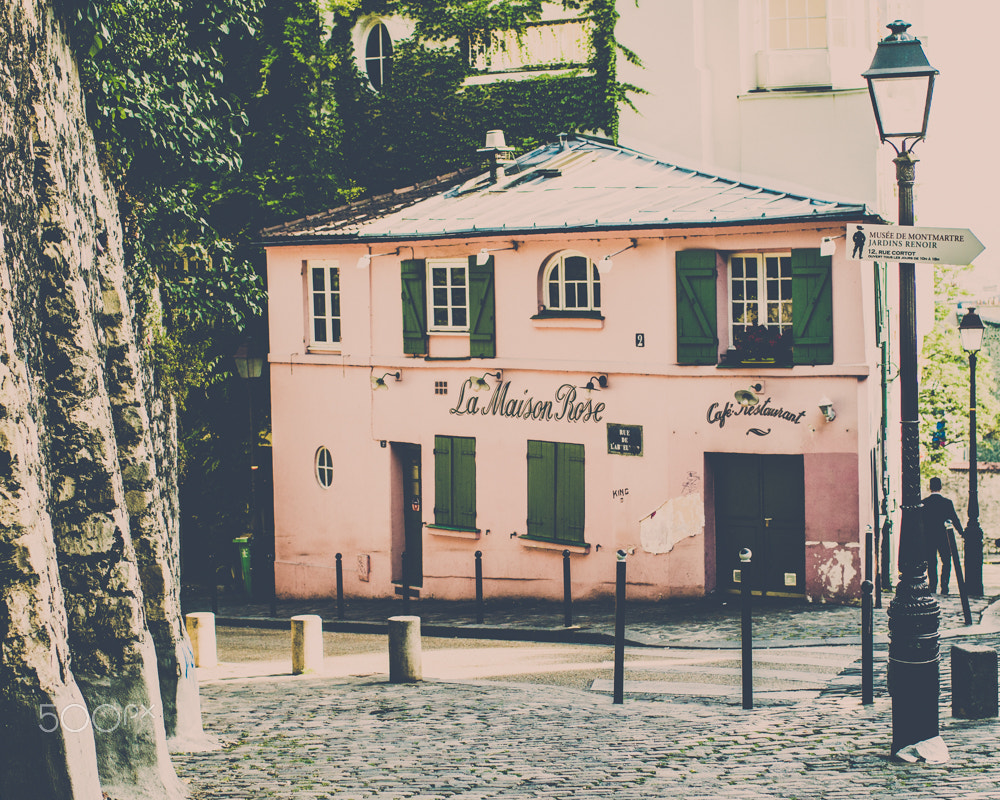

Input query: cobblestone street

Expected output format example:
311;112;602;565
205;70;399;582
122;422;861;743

175;668;1000;800
174;578;1000;800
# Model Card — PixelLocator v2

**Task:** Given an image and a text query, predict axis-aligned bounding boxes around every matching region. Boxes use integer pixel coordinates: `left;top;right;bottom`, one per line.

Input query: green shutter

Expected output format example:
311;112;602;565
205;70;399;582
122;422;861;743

676;250;718;365
453;437;477;529
556;443;585;543
433;435;452;526
401;259;427;355
527;440;556;539
468;255;496;358
791;248;833;365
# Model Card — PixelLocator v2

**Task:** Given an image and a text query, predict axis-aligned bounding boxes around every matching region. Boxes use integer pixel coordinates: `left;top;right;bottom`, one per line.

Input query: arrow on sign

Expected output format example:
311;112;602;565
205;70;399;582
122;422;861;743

846;224;985;265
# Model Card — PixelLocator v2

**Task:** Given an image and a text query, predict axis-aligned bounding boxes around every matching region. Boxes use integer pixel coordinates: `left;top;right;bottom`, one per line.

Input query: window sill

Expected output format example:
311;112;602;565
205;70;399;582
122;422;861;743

715;361;794;369
426;525;481;540
306;344;342;355
517;536;590;554
531;313;604;330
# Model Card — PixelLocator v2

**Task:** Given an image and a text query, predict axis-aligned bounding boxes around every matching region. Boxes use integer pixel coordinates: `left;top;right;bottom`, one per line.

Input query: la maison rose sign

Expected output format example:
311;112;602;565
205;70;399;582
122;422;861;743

449;379;605;423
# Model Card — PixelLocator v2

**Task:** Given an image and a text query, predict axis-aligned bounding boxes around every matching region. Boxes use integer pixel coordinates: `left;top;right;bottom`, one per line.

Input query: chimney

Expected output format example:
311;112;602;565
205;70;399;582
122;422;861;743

477;129;514;183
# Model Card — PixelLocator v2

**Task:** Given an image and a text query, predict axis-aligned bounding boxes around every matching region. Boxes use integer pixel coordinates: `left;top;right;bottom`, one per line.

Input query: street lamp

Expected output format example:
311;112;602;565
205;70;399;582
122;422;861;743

959;307;986;596
233;343;275;615
863;20;941;758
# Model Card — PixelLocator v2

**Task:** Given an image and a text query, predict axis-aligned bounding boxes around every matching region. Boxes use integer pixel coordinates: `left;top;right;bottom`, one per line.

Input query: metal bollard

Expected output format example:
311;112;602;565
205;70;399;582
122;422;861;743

401;550;411;616
613;550;627;704
335;552;345;620
475;550;484;624
388;615;422;683
862;579;874;705
946;522;972;626
563;550;572;627
740;548;753;710
210;552;219;615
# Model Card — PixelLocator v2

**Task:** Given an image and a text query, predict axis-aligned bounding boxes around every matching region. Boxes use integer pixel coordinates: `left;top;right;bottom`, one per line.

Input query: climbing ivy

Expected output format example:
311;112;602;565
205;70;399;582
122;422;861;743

330;0;640;192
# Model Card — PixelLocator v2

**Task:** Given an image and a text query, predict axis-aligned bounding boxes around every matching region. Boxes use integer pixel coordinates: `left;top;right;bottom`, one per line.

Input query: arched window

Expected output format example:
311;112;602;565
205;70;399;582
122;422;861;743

365;23;393;90
315;447;334;488
543;252;601;312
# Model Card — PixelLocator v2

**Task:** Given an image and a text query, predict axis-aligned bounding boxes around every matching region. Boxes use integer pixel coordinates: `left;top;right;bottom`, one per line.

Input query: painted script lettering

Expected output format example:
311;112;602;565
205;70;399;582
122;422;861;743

706;397;806;429
450;380;605;423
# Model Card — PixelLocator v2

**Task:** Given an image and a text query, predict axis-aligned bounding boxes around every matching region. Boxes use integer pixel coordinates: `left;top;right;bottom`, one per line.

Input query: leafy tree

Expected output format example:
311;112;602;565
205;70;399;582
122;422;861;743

919;264;1000;479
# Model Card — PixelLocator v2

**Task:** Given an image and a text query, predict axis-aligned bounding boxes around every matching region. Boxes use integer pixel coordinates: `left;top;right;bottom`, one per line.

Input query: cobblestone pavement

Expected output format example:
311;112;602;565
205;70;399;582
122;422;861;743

174;645;1000;800
174;577;1000;799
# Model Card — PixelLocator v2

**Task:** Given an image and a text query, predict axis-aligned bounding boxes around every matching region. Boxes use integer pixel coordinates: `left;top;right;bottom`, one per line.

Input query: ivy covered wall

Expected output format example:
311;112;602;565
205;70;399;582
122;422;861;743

327;0;637;192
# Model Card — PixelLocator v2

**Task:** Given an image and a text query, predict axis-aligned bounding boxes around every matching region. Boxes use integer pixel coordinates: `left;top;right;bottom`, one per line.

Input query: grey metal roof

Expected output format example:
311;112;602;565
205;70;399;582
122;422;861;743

261;135;872;244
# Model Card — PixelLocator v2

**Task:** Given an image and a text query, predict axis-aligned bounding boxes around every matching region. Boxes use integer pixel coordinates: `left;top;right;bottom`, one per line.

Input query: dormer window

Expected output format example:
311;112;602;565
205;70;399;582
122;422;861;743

365;23;392;90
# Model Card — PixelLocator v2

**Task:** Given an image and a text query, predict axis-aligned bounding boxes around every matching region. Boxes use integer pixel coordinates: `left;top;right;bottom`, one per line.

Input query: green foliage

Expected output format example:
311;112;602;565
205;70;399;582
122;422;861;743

330;0;635;192
919;265;1000;479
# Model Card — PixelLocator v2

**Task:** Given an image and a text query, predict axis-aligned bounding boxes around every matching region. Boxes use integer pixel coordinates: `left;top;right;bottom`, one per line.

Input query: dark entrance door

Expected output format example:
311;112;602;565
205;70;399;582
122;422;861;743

396;443;423;589
712;453;805;596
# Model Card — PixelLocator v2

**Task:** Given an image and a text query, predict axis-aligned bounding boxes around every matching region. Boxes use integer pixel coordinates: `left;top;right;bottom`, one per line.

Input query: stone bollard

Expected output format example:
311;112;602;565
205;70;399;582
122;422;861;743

388;615;422;683
291;615;324;675
185;612;217;669
951;644;998;719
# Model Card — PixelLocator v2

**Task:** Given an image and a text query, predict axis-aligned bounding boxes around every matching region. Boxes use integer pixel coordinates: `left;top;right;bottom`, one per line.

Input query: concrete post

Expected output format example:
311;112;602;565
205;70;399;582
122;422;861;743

291;614;324;675
951;644;998;719
184;612;217;669
388;615;422;683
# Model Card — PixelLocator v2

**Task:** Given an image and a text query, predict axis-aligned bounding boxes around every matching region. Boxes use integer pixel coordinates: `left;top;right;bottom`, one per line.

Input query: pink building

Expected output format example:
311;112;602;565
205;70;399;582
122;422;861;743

262;135;883;604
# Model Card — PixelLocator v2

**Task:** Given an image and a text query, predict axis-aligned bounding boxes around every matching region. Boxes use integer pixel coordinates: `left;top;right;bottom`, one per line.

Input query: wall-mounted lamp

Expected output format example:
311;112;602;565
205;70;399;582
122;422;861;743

471;370;502;391
476;243;518;266
819;397;836;422
734;383;762;407
820;236;838;256
597;239;638;273
583;375;608;391
372;371;401;390
356;247;401;269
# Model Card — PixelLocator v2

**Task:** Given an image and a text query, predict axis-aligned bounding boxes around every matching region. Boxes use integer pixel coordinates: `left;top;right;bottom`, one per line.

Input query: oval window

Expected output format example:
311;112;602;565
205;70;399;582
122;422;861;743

315;447;334;488
365;23;393;90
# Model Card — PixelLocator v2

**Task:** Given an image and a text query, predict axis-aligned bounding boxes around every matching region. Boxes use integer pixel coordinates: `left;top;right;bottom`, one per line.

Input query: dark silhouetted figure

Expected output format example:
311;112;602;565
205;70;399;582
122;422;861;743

922;476;964;594
852;226;866;258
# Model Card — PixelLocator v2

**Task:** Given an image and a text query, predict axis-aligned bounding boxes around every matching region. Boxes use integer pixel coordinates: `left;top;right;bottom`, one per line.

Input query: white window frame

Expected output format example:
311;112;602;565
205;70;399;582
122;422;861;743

364;22;392;90
427;258;470;332
315;446;334;488
542;251;601;313
728;252;793;340
766;0;830;50
307;260;341;350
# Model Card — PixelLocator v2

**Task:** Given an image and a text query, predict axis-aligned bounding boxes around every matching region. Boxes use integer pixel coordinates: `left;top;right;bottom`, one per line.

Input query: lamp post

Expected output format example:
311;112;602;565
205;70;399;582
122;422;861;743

234;344;274;614
959;307;986;596
863;19;941;757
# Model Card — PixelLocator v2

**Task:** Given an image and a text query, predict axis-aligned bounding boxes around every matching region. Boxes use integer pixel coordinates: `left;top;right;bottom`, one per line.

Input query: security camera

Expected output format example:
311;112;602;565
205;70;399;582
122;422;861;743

616;549;628;562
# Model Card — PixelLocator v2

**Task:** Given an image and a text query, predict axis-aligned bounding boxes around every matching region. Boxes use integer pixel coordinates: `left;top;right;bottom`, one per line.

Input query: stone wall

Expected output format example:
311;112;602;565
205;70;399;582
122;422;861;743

1;2;192;797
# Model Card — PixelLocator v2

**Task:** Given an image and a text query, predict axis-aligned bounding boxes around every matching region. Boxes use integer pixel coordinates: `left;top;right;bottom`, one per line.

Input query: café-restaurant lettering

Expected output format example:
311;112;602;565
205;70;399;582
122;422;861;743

450;379;605;423
707;396;806;429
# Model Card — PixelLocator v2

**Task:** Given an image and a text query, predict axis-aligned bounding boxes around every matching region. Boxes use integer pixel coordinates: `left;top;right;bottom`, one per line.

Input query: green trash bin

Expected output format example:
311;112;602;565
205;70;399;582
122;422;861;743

233;536;252;596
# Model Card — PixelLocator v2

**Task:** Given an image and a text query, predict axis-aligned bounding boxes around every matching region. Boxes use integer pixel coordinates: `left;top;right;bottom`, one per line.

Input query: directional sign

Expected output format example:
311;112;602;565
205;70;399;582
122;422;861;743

846;224;985;265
